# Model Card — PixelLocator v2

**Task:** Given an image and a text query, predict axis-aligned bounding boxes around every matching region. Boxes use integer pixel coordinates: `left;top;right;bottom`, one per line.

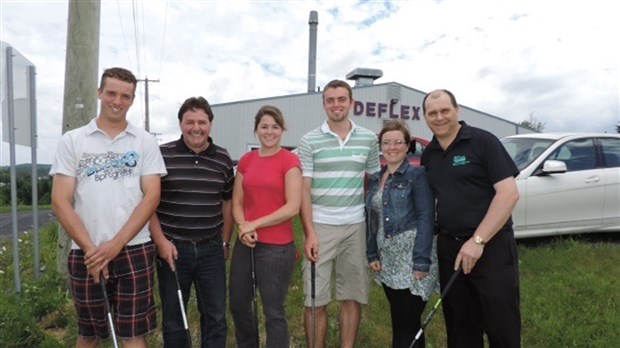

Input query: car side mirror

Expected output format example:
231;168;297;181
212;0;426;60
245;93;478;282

536;160;567;176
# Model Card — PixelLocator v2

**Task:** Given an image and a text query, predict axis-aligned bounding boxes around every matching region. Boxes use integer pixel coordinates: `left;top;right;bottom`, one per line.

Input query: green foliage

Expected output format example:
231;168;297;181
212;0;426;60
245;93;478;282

0;224;67;347
1;220;619;347
519;113;547;132
0;164;52;181
0;184;10;205
0;164;53;207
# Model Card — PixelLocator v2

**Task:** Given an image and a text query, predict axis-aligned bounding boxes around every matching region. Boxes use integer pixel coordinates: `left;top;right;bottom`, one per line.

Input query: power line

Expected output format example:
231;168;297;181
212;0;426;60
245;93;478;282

158;0;169;78
115;0;132;67
131;0;141;76
139;0;147;72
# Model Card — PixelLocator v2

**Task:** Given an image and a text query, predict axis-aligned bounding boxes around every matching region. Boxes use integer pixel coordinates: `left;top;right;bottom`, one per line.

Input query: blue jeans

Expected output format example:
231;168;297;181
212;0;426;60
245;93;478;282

229;241;296;348
157;238;227;348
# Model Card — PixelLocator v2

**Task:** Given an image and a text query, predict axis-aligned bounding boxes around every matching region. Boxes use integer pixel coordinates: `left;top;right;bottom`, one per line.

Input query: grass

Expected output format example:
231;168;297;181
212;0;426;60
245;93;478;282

1;220;619;347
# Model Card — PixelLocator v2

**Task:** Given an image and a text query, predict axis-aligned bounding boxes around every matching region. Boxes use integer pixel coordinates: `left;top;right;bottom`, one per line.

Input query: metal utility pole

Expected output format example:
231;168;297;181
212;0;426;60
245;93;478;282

6;46;22;293
58;0;101;280
138;77;159;132
29;65;40;281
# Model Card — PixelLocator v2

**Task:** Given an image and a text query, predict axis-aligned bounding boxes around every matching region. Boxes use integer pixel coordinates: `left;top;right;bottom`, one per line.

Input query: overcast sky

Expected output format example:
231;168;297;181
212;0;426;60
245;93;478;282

1;0;618;165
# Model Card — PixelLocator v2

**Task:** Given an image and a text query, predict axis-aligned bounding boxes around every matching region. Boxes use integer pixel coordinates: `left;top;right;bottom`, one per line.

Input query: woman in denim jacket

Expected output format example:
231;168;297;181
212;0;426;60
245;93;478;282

366;120;439;348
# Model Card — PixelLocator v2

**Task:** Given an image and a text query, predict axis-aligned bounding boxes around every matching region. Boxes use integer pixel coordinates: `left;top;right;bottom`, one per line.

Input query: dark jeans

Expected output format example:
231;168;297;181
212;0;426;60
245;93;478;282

157;238;227;348
229;241;296;348
382;284;427;348
437;229;521;348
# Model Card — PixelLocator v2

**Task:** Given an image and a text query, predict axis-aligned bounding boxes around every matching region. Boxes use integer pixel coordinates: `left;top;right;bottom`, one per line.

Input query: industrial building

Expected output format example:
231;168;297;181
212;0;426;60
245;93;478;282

210;68;536;161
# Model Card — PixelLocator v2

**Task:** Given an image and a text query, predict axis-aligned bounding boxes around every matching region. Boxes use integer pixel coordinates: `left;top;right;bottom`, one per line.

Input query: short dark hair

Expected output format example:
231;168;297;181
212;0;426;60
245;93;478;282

254;105;286;132
177;96;214;122
99;67;137;95
378;120;411;146
422;89;458;115
322;79;353;101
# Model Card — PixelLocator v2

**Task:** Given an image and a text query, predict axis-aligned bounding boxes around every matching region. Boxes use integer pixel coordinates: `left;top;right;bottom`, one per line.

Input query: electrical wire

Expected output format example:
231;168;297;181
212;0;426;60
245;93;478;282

158;0;169;78
131;0;141;77
115;0;133;67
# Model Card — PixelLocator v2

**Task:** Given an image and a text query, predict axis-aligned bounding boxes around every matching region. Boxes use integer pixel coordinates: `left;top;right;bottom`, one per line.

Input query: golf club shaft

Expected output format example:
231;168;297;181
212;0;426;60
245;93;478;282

171;261;192;348
251;247;260;347
99;275;119;348
173;268;189;330
311;261;316;348
177;289;189;329
170;261;192;348
408;267;462;348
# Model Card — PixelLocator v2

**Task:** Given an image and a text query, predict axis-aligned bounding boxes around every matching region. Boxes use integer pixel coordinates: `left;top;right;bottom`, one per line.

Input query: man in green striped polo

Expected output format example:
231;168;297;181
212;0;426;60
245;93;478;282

298;79;380;348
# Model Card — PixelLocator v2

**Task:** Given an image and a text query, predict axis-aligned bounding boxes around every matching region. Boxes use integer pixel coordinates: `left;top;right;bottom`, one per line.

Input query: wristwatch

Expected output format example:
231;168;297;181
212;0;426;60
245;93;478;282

223;241;231;249
473;235;485;246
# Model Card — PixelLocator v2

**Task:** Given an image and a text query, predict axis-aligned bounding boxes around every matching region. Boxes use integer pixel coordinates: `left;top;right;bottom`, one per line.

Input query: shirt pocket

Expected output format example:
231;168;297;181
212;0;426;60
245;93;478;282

389;180;413;214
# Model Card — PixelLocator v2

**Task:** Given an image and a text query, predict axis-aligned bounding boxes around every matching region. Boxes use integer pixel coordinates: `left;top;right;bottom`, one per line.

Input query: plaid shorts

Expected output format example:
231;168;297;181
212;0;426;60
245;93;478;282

68;241;157;340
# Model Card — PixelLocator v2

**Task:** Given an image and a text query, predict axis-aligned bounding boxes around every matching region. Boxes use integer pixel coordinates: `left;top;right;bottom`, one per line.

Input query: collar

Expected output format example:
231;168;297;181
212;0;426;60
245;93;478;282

373;159;410;181
381;159;410;176
428;120;471;151
320;119;360;136
176;136;217;156
85;118;138;137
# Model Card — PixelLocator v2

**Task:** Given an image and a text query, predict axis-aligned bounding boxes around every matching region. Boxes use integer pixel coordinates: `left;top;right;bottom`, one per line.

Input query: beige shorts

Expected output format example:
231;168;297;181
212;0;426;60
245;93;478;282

303;222;370;307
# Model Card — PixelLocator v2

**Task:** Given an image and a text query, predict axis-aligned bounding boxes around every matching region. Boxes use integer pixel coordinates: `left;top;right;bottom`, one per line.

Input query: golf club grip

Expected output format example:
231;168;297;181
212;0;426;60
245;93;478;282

441;267;462;299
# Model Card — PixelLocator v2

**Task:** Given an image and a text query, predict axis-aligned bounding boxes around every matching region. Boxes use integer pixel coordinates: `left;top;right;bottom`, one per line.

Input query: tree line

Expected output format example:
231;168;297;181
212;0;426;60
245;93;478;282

0;164;52;206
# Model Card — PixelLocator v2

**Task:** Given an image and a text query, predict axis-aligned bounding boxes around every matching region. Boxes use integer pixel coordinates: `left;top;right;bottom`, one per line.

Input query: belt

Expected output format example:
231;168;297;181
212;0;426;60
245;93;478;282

170;236;213;245
442;234;472;241
438;228;472;240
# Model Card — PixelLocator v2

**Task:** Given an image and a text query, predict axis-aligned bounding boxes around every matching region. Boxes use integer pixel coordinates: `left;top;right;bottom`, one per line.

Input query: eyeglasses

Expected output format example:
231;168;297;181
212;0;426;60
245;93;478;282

380;139;407;147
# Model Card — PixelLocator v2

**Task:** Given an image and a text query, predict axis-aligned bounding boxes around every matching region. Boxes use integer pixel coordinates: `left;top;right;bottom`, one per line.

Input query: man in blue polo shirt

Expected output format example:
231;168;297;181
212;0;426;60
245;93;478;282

421;89;521;348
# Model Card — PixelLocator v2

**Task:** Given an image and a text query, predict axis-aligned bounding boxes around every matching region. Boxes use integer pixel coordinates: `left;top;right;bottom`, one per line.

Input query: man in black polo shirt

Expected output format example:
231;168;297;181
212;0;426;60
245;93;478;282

149;96;234;347
421;89;521;348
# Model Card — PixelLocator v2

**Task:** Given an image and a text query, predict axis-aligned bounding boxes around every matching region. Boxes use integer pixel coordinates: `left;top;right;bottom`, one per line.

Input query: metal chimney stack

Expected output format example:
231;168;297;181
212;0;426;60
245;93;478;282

307;10;318;93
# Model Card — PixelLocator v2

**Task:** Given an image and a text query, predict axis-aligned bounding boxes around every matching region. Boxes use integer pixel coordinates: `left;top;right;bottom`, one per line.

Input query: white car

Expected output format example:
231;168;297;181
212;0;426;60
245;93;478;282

501;133;620;238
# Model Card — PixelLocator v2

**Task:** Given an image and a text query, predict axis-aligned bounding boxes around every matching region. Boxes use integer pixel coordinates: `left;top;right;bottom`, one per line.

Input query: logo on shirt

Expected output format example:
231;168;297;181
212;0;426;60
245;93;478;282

452;155;470;166
78;151;140;181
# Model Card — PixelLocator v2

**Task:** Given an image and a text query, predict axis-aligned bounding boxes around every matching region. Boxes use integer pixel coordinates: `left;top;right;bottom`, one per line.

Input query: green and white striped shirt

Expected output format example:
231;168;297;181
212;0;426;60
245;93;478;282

298;120;380;225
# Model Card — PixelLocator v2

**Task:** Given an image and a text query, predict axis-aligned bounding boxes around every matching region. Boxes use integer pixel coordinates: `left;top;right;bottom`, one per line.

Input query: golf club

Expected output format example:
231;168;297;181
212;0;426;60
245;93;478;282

99;274;119;348
172;261;192;348
250;247;260;347
408;267;462;348
311;260;316;348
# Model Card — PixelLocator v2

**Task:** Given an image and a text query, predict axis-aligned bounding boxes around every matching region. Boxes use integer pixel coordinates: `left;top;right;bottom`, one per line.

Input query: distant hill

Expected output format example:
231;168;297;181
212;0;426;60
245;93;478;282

0;164;52;182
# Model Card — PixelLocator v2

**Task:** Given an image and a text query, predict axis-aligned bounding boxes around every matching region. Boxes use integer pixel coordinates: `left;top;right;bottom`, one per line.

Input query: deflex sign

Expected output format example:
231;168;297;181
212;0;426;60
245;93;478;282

351;100;422;121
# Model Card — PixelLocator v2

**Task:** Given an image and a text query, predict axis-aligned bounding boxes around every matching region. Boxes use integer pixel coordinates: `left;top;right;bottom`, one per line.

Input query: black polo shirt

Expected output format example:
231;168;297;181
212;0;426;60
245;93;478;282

421;122;519;237
156;136;234;241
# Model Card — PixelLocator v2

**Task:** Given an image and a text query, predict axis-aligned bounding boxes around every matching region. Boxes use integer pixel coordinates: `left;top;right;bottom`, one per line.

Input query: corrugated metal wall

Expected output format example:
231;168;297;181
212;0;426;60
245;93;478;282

210;82;536;160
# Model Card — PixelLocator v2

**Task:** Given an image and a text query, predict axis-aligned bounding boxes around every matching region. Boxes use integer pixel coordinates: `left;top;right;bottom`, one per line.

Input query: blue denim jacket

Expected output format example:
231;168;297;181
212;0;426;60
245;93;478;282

365;161;435;272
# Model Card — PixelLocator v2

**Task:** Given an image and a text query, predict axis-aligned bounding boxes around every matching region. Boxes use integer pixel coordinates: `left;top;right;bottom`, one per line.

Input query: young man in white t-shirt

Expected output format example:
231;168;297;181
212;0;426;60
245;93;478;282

50;67;167;348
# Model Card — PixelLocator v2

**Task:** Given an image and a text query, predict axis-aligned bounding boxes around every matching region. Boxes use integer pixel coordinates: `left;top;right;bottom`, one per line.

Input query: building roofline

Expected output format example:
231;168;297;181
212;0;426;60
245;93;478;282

211;81;526;129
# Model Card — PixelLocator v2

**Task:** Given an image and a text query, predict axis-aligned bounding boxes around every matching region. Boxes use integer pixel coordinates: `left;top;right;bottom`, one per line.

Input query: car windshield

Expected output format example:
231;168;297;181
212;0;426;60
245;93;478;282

501;137;555;170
